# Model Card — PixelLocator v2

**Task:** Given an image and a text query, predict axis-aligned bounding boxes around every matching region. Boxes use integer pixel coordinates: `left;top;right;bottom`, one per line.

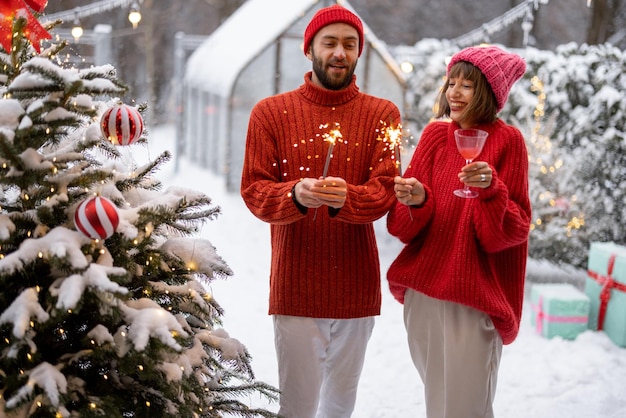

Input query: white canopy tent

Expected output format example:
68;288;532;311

183;0;407;190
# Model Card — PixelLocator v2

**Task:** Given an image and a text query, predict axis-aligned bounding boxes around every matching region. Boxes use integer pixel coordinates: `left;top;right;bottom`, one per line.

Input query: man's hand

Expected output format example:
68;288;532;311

294;178;324;208
311;176;347;209
294;177;347;209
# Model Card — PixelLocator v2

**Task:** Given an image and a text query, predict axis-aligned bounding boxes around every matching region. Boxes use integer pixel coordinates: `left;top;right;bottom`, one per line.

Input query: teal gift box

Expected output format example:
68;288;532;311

585;241;626;347
530;283;589;340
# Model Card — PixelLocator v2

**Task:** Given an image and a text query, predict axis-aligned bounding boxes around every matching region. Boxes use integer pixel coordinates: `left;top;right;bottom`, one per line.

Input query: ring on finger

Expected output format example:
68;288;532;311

480;174;486;182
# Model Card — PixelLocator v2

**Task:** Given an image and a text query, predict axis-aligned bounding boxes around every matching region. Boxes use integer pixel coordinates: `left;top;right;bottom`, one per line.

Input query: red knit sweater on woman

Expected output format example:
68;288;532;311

387;120;531;344
241;72;401;319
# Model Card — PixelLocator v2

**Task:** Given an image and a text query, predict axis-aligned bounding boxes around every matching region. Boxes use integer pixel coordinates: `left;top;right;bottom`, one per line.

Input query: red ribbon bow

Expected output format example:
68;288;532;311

587;254;626;330
0;0;50;53
26;0;48;13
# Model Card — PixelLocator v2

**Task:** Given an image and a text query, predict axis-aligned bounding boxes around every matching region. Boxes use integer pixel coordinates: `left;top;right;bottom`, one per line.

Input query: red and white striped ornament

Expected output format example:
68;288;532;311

74;196;120;240
100;103;144;146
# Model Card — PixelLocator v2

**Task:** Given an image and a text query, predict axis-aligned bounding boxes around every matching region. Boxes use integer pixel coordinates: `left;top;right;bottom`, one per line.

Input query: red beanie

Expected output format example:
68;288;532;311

303;5;364;57
447;45;526;112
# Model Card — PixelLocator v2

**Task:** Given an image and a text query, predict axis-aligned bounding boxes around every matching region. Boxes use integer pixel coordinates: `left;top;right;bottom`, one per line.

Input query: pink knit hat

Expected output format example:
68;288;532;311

447;45;526;112
303;5;364;57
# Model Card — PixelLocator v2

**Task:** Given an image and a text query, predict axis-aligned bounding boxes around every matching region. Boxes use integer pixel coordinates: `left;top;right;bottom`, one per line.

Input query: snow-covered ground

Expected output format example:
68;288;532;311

148;124;625;418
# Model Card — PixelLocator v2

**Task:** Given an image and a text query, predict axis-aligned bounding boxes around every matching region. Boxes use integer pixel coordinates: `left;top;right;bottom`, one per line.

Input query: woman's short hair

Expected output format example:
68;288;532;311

435;61;499;125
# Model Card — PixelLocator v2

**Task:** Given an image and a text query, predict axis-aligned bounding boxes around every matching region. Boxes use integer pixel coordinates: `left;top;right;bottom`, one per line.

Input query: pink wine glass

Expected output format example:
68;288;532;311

453;128;488;198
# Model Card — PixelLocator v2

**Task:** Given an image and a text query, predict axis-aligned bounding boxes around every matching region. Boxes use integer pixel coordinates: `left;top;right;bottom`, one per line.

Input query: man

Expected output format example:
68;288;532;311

240;5;401;417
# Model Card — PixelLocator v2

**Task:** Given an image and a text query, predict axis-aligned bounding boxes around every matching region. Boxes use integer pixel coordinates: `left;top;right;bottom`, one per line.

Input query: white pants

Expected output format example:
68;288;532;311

404;289;502;418
273;315;375;418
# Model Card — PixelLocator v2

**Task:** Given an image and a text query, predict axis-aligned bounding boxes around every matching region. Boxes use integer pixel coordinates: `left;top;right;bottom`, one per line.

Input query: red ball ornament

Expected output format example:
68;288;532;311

74;196;120;240
100;103;144;146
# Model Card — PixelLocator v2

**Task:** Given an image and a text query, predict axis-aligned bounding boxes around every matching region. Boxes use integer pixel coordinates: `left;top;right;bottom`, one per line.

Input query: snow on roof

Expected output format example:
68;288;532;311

185;0;314;97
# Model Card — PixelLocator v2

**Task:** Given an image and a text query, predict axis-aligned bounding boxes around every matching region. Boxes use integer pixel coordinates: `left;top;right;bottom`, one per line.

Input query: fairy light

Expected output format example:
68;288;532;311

528;75;584;235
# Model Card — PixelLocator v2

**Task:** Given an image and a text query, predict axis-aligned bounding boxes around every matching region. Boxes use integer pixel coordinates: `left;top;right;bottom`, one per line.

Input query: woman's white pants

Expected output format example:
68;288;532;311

404;289;503;418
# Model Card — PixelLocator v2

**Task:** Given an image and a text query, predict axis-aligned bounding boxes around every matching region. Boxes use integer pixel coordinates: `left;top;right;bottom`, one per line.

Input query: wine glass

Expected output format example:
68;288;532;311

453;128;488;198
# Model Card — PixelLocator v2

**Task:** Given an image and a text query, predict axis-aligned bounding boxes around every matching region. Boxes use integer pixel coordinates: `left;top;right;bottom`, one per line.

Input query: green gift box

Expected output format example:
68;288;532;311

585;241;626;347
530;283;589;340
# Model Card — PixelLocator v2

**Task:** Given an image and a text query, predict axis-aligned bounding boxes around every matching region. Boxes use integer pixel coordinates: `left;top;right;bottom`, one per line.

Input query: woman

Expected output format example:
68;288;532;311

386;45;531;418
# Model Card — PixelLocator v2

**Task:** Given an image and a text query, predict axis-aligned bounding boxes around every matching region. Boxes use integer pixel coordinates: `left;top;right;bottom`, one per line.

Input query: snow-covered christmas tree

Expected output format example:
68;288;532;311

0;2;278;417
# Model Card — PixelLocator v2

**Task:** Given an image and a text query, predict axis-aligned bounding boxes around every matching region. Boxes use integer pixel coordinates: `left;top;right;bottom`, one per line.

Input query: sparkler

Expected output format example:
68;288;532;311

313;123;342;221
376;120;407;175
377;121;413;220
321;123;342;178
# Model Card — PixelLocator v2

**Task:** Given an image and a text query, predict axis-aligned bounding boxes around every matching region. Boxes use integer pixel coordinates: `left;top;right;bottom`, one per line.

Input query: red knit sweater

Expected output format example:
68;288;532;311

241;72;401;319
387;120;531;344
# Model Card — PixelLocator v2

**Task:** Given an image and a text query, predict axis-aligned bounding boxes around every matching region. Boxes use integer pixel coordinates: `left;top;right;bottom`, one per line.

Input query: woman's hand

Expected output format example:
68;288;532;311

458;161;492;188
394;176;425;206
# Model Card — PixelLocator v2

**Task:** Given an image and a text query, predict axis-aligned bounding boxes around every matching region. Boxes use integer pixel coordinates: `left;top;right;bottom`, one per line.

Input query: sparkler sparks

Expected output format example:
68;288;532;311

376;121;405;174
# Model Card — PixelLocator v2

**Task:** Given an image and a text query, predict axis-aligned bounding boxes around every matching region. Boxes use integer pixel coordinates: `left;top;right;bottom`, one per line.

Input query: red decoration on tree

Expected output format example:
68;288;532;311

100;103;144;146
0;0;51;53
74;196;120;240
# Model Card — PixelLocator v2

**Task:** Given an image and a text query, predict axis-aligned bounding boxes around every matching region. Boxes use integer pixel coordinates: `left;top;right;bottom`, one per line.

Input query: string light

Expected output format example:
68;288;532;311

128;2;142;29
451;1;594;48
43;0;139;24
71;18;83;42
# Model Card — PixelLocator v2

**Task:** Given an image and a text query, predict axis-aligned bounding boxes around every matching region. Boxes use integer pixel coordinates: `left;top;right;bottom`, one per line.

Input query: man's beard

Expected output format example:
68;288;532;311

312;55;356;91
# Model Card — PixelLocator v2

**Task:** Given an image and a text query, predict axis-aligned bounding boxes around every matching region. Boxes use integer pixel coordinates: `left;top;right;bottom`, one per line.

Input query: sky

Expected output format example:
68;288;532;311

144;124;626;418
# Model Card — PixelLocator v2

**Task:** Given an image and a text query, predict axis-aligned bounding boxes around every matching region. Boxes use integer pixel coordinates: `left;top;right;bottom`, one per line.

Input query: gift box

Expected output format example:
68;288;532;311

585;241;626;347
530;283;590;340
